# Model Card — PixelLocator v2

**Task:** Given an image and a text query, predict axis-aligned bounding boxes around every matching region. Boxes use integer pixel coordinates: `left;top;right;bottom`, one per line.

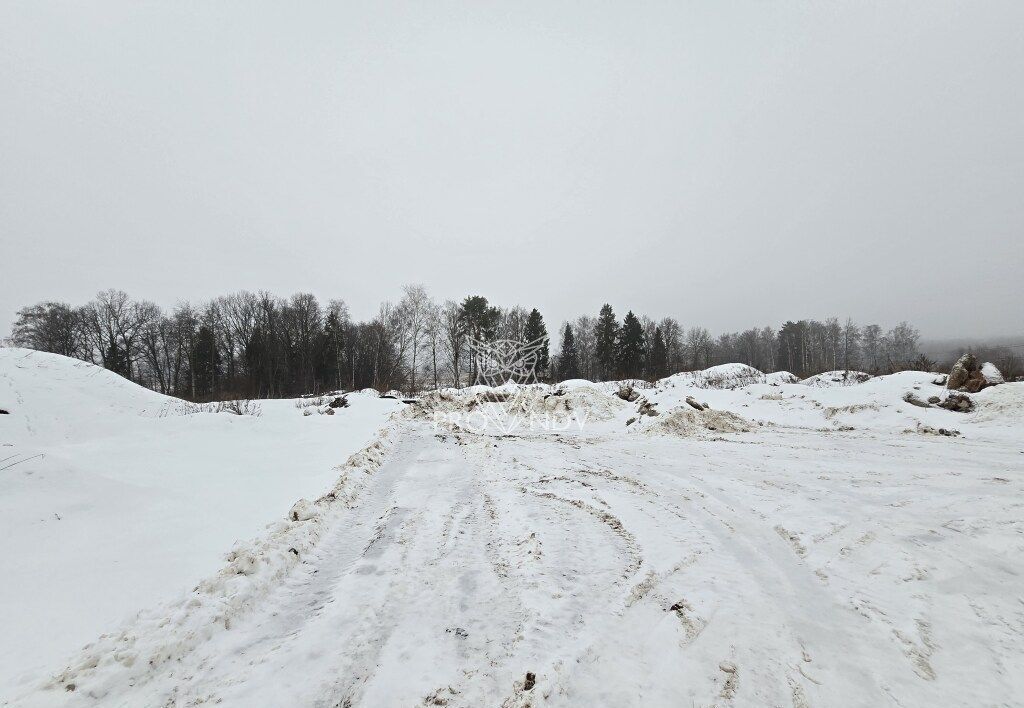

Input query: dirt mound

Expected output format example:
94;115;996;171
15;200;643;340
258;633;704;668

540;385;627;422
640;406;754;437
404;384;627;431
937;392;974;412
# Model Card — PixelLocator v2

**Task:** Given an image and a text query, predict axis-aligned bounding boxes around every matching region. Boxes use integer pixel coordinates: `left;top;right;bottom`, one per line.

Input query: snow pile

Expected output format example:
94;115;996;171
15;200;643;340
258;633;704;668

966;382;1024;424
557;378;603;389
529;384;627;422
405;383;627;432
402;387;516;421
638;405;754;437
0;348;174;442
658;363;766;390
35;429;396;700
0;348;400;695
800;370;872;387
765;370;799;385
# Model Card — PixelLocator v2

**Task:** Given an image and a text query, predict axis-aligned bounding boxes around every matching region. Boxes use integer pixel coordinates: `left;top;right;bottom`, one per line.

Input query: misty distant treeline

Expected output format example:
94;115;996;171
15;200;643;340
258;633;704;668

8;287;1009;401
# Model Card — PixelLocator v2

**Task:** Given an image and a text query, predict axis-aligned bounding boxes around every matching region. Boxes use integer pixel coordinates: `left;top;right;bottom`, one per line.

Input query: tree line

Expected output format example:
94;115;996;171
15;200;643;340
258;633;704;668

7;287;938;400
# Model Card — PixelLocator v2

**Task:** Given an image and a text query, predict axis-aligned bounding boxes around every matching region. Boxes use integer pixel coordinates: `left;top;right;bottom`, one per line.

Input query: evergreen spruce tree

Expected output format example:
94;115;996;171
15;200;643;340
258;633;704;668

649;326;668;380
593;304;619;381
522;308;550;379
321;311;345;390
245;326;266;396
193;325;221;398
557;324;580;381
616;311;646;379
104;341;131;379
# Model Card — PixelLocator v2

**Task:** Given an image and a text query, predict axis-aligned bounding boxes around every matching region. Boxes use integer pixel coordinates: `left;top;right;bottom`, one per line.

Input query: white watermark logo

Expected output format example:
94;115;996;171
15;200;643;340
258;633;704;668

431;336;589;435
469;336;547;387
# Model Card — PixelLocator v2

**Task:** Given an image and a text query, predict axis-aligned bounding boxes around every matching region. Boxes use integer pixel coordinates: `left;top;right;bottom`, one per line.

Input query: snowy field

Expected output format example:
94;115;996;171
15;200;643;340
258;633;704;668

0;348;401;699
2;352;1023;707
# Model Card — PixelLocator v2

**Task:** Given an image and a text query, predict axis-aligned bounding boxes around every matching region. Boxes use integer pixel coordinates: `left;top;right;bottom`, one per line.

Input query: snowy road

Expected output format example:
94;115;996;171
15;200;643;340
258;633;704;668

25;418;1023;708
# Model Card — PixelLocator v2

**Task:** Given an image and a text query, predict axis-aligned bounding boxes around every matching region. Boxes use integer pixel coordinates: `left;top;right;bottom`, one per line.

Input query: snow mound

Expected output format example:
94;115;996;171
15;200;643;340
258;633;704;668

639;406;754;437
659;363;766;390
765;371;799;385
537;385;627;422
0;348;174;442
557;379;603;390
967;382;1024;424
0;348;402;695
800;370;871;387
405;384;627;431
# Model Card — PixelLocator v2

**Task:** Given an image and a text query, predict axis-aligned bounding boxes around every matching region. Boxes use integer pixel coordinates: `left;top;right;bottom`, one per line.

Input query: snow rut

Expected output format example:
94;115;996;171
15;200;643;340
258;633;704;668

14;423;1024;707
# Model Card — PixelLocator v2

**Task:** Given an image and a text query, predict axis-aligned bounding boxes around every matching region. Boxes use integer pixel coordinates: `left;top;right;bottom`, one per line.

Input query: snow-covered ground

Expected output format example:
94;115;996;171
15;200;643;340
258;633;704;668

0;348;401;698
2;353;1023;707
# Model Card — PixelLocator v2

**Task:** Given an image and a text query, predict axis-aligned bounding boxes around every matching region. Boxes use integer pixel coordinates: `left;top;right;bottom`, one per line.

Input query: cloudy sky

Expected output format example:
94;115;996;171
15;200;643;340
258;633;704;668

2;1;1022;339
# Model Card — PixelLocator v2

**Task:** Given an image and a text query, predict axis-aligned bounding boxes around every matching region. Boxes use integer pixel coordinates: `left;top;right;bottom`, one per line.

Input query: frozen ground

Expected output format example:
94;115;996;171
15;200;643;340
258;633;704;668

2;353;1023;707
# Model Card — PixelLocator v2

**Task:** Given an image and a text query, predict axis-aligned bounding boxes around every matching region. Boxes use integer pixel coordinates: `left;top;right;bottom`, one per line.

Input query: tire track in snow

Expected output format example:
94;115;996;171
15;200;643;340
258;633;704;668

636;443;948;706
522;489;643;579
19;421;1014;707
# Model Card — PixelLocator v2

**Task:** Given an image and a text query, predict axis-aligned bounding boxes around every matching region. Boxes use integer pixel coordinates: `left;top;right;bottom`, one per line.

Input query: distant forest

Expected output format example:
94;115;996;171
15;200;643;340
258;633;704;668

7;288;1021;401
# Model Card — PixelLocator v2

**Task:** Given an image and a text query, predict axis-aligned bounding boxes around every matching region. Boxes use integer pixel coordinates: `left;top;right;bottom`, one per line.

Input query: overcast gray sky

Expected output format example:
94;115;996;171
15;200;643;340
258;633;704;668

2;1;1022;339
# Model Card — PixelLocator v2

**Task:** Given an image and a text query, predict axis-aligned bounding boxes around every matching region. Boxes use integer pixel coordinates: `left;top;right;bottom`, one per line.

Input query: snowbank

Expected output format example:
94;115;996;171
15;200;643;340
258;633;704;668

799;370;871;387
0;348;174;443
639;367;1021;436
32;429;396;701
765;370;799;385
658;363;766;389
404;383;628;433
967;382;1024;424
0;348;401;696
556;378;604;390
403;364;1024;439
